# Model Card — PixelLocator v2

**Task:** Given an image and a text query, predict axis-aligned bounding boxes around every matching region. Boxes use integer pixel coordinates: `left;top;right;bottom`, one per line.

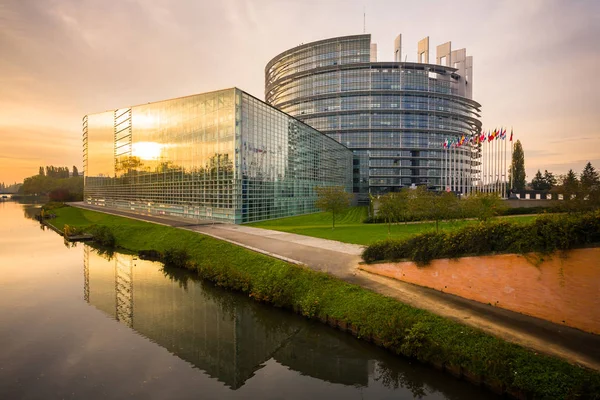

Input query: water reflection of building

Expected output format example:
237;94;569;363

84;246;299;388
83;246;376;389
274;327;372;387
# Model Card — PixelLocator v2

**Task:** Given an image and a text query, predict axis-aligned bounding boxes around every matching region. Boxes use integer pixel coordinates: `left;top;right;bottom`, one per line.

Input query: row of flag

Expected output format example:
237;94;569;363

442;128;514;149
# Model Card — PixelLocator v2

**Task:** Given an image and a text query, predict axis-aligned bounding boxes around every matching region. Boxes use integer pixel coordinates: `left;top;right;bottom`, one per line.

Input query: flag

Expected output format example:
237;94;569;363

510;128;513;142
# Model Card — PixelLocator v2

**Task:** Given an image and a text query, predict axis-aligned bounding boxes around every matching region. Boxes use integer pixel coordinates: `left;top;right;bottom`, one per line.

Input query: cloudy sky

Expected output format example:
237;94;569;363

1;0;599;184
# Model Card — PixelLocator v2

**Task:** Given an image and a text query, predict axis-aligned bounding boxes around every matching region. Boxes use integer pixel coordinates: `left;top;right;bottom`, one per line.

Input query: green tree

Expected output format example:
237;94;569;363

543;170;556;189
377;191;408;233
39;166;45;176
463;192;507;222
580;162;600;209
531;169;545;190
378;193;396;234
409;187;458;232
509;140;526;190
560;169;579;211
315;186;352;229
72;166;79;177
580;162;599;192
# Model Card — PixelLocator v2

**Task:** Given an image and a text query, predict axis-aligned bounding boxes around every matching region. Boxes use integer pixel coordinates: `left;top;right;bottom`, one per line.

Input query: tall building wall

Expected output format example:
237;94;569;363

83;88;352;223
265;34;482;200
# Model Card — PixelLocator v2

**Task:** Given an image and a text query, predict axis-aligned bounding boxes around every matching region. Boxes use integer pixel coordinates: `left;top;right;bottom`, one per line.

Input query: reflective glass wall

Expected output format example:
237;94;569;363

265;34;482;201
239;92;352;223
83;88;352;223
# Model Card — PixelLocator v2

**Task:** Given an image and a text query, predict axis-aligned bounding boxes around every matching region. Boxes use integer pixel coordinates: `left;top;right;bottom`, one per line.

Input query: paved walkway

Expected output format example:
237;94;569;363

70;203;600;371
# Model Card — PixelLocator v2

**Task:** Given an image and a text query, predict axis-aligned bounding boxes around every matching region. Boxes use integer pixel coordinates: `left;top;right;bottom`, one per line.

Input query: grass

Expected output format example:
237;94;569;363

48;205;600;400
248;206;538;245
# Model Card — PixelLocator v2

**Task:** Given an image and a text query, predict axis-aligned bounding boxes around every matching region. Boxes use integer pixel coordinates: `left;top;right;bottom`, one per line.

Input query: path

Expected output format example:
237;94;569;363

70;202;600;371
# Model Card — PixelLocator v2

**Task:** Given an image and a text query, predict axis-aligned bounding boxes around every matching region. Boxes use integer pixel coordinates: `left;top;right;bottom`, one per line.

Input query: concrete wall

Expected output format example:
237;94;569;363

436;41;451;66
505;199;558;208
360;248;600;334
394;34;402;62
417;37;429;63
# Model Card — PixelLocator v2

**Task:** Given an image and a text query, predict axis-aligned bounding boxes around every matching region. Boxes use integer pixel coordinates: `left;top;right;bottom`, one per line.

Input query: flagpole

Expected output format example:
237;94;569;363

450;142;453;192
494;130;497;194
453;141;456;192
442;145;445;191
503;131;507;198
455;140;458;193
445;144;448;191
495;130;499;195
485;135;488;193
477;138;483;192
481;135;485;193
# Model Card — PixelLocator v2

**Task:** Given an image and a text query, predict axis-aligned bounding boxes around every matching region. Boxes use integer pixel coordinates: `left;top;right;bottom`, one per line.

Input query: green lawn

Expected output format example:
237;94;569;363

248;207;538;245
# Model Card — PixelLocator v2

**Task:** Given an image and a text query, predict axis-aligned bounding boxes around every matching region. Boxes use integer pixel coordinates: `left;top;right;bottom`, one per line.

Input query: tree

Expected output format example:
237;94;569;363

377;191;408;233
580;162;599;192
315;186;352;229
408;187;458;232
463;192;507;222
378;193;397;234
560;169;579;211
531;169;545;190
39;166;45;176
580;162;600;209
509;140;526;190
543;170;556;189
72;166;79;177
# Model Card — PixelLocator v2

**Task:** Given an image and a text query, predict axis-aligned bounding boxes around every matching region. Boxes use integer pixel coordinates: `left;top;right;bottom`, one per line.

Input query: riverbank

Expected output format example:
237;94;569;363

48;206;600;399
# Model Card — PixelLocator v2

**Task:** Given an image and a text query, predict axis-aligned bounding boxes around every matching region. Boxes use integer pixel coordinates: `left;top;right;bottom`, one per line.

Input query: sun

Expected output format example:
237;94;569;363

132;141;162;160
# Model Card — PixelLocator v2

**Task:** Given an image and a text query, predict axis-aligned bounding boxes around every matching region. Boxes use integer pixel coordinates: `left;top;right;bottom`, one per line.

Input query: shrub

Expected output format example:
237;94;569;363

163;247;191;269
138;249;163;261
89;225;116;248
42;201;66;211
362;211;600;264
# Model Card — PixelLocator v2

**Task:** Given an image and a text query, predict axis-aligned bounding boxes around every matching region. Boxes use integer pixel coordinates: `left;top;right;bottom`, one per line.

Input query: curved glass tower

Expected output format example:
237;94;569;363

265;34;482;202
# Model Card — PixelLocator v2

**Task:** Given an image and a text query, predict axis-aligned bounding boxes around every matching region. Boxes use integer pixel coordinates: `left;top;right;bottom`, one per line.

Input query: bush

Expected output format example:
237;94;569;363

362;211;600;264
500;206;556;216
163;247;192;269
42;201;66;211
138;249;163;261
89;225;116;248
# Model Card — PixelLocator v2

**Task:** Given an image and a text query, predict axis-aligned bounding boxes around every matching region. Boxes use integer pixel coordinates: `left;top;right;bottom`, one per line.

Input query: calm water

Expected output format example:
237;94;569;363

0;201;495;399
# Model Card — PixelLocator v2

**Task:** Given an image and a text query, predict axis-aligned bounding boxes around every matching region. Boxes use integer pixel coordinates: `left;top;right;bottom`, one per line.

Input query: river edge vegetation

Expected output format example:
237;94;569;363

45;205;600;399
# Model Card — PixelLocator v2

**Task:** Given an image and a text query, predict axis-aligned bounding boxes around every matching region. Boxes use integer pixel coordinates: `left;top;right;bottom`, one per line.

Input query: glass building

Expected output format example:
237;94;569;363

83;88;352;223
265;34;482;202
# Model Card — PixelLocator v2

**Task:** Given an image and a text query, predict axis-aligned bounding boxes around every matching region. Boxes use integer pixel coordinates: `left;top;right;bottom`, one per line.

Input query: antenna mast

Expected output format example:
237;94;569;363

363;7;366;33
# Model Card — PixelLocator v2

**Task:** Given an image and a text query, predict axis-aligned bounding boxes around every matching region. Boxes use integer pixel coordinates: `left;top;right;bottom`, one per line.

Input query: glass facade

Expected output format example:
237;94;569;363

83;88;352;224
265;34;482;201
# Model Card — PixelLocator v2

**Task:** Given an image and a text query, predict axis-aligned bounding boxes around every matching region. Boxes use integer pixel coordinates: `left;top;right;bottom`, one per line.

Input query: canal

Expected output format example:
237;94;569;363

0;201;495;399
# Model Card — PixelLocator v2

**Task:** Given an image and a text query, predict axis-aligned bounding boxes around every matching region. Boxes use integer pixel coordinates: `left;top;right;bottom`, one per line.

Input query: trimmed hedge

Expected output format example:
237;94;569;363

364;205;557;224
362;210;600;264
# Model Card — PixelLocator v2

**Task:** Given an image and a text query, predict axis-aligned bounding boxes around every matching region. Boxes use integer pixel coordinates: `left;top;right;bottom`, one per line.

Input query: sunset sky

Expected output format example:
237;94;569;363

1;0;599;184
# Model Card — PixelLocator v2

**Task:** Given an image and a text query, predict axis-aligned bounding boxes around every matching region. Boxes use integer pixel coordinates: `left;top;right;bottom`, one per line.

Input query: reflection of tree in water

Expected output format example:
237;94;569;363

63;239;78;249
160;263;301;342
87;243;115;260
22;205;42;221
374;361;427;398
160;265;191;291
